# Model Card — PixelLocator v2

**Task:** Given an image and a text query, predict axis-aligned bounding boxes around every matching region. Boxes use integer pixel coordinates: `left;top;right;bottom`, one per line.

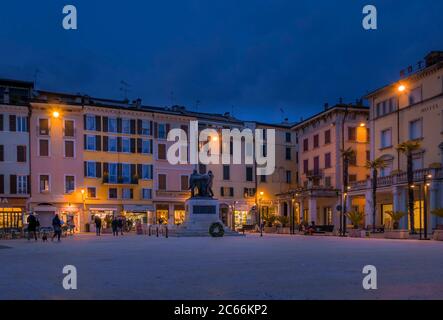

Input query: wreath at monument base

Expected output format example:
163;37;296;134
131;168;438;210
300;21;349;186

209;222;225;237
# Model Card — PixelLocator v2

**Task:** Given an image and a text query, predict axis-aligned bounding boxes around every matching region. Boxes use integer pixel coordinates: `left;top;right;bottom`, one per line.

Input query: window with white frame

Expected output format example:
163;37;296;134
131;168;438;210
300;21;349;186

141;120;151;135
108;117;117;133
108;136;117;152
412;154;424;171
108;163;118;183
65;175;75;194
409;119;422;140
158;123;167;139
86;135;96;151
87;187;96;198
86;115;96;131
39;175;50;193
16;116;28;132
122;119;131;134
122;164;131;183
409;87;422;105
142;188;152;199
122;137;130;153
122;188;133;199
142;139;152;154
141;165;153;180
380;129;392;149
86;162;96;178
17;175;27;194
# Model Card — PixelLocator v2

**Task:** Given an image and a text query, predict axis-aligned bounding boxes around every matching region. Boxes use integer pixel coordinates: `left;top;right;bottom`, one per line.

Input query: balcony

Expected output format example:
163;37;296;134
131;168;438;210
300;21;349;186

102;176;139;185
306;169;323;178
155;190;191;198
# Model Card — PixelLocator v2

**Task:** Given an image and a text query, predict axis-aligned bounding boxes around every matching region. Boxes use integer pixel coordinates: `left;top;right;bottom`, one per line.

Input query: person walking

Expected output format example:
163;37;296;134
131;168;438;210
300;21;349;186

94;216;102;236
112;217;119;236
51;214;62;242
117;217;124;235
27;213;38;241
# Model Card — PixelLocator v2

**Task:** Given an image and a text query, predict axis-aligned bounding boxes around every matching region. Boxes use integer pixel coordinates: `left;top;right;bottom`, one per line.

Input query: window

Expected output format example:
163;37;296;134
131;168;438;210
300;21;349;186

122;164;131;184
108;118;117;133
87;187;96;198
108;163;117;183
39;175;50;193
122;137;130;153
141;165;153;180
141;120;151;135
244;188;256;198
409;87;422;105
108;188;118;199
412;154;424;171
86;135;96;151
223;165;230;180
65;140;74;158
122;188;133;199
303;159;309;174
16;116;28;132
324;129;331;145
325;153;331;169
86;115;96;131
325;176;332;187
409;119;423;140
0;145;3;161
64;120;74;137
303;138;309;152
313;135;319;148
285;132;291;143
39;139;49;157
286;171;292;184
86;162;97;178
260;175;267;183
285;147;291;160
17;176;28;194
349;151;357;166
142;139;152;154
108;136;117;152
181;176;189;191
65;176;75;194
158;124;167;139
157;143;166;160
366;150;371;162
17;146;26;162
158;174;167;190
313;156;320;174
122;119;131;134
220;187;234;197
380;129;392;149
348;127;356;141
39;118;49;135
246;166;253;182
142;188;152;200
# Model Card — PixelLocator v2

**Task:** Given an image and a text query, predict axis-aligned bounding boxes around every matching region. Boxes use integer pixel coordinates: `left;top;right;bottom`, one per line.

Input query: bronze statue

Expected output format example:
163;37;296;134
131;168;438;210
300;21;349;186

189;170;214;198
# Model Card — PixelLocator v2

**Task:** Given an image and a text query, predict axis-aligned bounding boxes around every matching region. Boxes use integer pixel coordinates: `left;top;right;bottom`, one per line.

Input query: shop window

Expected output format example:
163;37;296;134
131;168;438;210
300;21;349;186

156;205;169;224
0;208;23;229
174;205;185;225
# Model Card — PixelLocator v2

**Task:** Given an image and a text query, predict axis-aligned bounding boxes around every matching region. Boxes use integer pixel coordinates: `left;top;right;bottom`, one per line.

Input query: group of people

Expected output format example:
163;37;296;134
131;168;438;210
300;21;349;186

26;212;63;242
94;216;127;236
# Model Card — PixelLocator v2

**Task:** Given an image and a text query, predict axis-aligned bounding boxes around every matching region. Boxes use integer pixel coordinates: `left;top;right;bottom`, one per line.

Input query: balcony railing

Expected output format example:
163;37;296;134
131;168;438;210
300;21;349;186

103;176;139;185
156;190;191;198
349;167;442;192
306;169;323;178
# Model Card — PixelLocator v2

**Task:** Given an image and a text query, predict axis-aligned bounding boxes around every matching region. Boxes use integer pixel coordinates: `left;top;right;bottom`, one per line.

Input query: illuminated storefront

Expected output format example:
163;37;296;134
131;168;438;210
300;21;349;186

174;205;185;225
0;207;23;229
156;204;169;224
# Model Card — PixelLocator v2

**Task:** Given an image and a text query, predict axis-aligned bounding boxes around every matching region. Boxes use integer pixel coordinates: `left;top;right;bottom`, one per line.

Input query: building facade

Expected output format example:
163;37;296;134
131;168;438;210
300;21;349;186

348;51;443;232
0;80;32;230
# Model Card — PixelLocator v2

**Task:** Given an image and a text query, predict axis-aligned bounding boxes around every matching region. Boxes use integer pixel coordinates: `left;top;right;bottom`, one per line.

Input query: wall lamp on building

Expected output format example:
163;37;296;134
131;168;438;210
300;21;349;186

397;84;407;93
52;111;60;118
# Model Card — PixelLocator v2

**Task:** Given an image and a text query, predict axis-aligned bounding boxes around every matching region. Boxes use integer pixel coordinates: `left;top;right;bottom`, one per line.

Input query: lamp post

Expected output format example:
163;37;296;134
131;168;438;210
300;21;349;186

423;174;432;240
259;191;264;237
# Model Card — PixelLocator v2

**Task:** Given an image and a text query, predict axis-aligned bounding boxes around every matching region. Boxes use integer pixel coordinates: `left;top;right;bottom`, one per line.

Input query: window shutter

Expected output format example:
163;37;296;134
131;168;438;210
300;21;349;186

117;118;122;133
166;124;171;137
103;163;109;176
220;187;224;197
137;119;142;135
10;175;17;194
83;115;87;130
130;138;136;153
117;163;122;182
96;162;102;178
131;164;136;181
0;145;3;161
137;164;142;178
102;117;108;132
117;137;122;152
137;138;142;153
84;135;87;150
150;165;153;179
84;161;87;177
9;115;16;132
96;135;102;151
0;175;4;194
154;122;158;138
149;139;153;153
230;187;234;197
150;121;153;135
130;119;136;134
103;136;108;152
0;114;3;131
95;116;102;131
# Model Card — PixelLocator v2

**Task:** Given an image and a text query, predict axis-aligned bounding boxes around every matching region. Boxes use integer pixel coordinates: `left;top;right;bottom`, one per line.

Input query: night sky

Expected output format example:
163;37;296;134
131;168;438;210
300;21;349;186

1;0;442;123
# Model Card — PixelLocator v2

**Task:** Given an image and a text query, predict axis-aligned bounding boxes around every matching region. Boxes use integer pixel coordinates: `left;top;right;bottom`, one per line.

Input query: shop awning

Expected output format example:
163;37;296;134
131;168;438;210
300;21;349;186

123;205;154;213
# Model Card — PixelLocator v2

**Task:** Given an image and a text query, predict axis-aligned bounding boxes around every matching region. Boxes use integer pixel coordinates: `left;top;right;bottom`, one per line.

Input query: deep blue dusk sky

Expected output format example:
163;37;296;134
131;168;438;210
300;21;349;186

1;0;442;123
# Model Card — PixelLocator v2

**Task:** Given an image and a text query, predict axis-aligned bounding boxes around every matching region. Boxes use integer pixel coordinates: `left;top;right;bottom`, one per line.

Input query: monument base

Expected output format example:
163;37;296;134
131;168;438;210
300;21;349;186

170;197;243;237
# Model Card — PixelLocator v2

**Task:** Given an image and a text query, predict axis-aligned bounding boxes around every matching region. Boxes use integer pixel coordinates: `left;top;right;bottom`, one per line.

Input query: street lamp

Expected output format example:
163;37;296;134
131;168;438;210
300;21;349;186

422;174;432;240
398;84;406;93
52;111;60;118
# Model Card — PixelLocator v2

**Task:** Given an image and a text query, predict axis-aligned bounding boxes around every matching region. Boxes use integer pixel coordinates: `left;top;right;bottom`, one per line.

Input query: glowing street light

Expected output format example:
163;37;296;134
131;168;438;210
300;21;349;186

398;84;406;93
52;111;60;118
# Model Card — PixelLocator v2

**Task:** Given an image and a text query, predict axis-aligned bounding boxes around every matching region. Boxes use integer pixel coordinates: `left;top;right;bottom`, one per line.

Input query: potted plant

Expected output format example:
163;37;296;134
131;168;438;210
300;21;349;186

263;213;277;233
431;208;443;241
384;211;409;239
275;216;290;234
345;211;365;237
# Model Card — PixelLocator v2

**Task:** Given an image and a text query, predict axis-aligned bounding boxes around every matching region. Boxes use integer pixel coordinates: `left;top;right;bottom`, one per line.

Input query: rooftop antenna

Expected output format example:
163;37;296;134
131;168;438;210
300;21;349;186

120;80;131;101
33;68;41;89
280;107;285;121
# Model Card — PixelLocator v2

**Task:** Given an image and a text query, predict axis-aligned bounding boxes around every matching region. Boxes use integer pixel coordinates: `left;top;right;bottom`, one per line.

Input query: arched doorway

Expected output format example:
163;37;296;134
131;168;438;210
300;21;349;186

219;204;229;226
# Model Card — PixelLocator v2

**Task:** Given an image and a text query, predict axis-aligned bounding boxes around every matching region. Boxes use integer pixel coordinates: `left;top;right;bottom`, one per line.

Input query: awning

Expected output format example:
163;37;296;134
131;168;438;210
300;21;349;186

123;205;154;213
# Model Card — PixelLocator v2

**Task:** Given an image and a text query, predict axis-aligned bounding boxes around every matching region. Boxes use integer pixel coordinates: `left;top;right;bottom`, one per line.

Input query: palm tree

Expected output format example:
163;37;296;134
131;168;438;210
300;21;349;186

386;211;407;230
396;140;421;233
345;211;365;229
366;157;387;233
341;147;356;235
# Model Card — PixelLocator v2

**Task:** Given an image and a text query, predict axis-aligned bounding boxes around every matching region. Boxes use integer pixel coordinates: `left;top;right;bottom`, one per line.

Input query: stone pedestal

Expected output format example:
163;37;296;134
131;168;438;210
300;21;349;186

172;197;243;237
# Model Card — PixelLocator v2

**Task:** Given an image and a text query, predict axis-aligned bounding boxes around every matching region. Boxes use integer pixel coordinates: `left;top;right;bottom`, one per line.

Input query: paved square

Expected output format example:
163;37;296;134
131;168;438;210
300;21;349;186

1;234;443;300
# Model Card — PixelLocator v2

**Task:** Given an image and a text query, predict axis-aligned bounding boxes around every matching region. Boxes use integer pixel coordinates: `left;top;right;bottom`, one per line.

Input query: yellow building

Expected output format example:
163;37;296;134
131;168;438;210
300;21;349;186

349;51;443;233
82;99;154;231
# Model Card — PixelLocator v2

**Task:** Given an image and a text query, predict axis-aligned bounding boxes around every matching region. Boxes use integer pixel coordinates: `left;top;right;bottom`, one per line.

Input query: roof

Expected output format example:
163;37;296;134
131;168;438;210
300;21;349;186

0;78;34;89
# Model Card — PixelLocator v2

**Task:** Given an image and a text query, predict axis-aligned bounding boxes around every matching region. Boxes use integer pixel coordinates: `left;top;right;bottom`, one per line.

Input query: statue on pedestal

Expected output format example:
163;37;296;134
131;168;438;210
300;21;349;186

189;170;214;198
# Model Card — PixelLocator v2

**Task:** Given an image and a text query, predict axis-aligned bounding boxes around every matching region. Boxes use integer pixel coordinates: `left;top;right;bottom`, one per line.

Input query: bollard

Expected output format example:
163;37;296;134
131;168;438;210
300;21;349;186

156;227;159;237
